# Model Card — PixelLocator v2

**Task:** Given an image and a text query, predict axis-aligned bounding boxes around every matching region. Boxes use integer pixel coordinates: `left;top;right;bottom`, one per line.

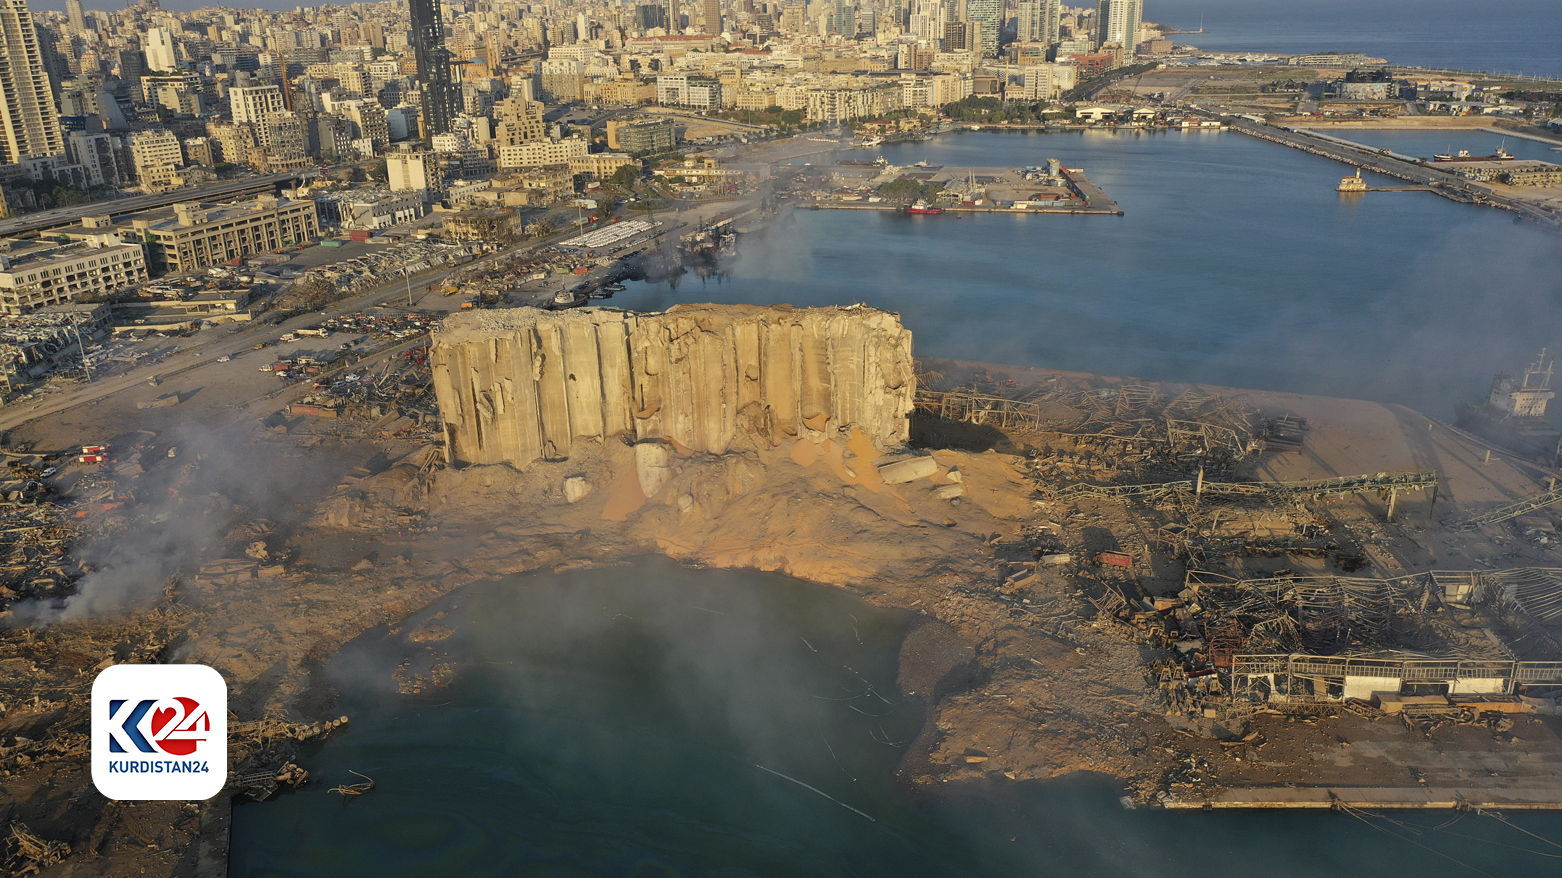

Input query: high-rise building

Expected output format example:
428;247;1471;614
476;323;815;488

229;84;285;125
663;0;681;33
65;0;85;33
145;26;178;72
1096;0;1141;59
966;0;1002;57
635;4;667;31
702;0;721;34
823;0;854;36
0;0;64;163
941;20;970;52
1015;0;1061;45
387;145;440;193
779;1;804;34
410;0;459;137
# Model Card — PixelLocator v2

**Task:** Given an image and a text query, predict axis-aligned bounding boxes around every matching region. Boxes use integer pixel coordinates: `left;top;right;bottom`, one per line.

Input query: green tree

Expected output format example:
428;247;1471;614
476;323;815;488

878;178;923;201
609;165;640;187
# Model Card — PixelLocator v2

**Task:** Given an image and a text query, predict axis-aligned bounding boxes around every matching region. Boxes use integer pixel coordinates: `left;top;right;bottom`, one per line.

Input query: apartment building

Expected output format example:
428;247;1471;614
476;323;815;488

496;137;588;169
129;129;183;190
608;117;676;154
387;146;441;193
0;0;65;163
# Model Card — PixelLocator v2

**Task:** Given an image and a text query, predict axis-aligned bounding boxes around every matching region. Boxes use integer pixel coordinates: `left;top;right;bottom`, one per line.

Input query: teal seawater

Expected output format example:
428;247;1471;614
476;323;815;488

230;564;1562;878
627;130;1562;419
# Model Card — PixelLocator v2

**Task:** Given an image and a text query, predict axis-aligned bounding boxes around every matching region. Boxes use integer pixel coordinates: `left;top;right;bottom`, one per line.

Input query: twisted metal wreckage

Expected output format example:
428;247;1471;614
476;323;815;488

915;376;1562;715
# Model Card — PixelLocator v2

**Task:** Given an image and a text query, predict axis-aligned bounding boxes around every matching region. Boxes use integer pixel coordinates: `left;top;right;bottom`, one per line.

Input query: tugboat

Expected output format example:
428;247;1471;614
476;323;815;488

1455;350;1562;463
905;199;944;215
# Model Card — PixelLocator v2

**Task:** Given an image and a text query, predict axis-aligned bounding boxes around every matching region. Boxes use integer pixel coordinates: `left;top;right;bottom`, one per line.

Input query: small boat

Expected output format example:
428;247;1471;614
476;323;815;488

905;199;944;215
603;283;626;293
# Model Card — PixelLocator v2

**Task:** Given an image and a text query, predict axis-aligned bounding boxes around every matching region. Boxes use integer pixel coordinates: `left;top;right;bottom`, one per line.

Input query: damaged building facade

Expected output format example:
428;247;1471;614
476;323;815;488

430;304;915;467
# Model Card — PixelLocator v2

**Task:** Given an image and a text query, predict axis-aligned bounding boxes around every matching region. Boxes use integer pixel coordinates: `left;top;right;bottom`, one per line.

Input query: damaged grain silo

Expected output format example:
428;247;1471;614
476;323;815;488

429;304;915;466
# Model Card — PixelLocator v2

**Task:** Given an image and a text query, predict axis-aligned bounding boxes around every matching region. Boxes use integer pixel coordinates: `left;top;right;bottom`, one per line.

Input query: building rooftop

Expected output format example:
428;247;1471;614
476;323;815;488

0;234;136;274
106;196;312;235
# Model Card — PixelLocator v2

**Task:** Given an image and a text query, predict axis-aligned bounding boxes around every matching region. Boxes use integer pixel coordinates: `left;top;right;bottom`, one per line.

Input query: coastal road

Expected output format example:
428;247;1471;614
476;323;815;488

0;240;543;433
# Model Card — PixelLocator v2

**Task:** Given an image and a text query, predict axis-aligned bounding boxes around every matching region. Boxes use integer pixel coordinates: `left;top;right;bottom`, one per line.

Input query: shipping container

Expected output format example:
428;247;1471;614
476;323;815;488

1094;551;1133;568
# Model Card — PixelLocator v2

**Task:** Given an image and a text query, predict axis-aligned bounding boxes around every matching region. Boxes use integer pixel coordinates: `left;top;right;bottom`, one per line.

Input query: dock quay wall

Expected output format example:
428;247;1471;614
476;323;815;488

430;305;914;467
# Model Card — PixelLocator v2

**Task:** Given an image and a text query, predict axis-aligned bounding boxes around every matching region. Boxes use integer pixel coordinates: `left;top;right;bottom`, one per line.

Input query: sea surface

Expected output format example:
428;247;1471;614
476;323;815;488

624;129;1562;421
1153;0;1562;79
230;564;1562;878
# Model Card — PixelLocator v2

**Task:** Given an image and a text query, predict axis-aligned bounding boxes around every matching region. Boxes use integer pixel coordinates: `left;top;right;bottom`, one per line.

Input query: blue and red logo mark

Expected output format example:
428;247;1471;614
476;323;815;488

106;697;211;756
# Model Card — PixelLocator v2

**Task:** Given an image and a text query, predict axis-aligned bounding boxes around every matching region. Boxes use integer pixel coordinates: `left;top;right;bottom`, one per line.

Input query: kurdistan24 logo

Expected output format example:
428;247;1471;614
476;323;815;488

92;664;227;801
106;696;211;756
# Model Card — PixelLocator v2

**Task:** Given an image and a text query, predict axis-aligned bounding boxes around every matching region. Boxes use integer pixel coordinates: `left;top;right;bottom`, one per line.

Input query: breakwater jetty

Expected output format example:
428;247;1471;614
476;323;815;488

1227;119;1562;229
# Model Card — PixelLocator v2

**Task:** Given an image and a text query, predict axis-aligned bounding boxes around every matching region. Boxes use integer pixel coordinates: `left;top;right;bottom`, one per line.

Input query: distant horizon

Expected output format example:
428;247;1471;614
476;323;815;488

28;1;353;13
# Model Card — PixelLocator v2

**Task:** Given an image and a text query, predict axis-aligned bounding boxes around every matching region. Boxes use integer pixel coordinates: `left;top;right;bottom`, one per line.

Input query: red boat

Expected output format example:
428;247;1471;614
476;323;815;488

905;199;943;215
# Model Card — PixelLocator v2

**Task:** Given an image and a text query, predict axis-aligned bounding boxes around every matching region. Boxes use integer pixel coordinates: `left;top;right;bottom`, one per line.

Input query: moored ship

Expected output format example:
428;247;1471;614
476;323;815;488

1431;143;1515;163
905;199;944;215
1455;350;1562;463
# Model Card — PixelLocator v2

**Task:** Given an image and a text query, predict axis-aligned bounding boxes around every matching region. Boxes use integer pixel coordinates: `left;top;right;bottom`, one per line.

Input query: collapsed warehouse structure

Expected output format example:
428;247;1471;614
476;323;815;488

912;371;1562;719
1193;569;1562;710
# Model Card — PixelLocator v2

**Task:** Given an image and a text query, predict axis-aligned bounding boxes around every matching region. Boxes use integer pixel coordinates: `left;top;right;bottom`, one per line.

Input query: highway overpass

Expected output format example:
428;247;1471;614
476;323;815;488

0;171;317;238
